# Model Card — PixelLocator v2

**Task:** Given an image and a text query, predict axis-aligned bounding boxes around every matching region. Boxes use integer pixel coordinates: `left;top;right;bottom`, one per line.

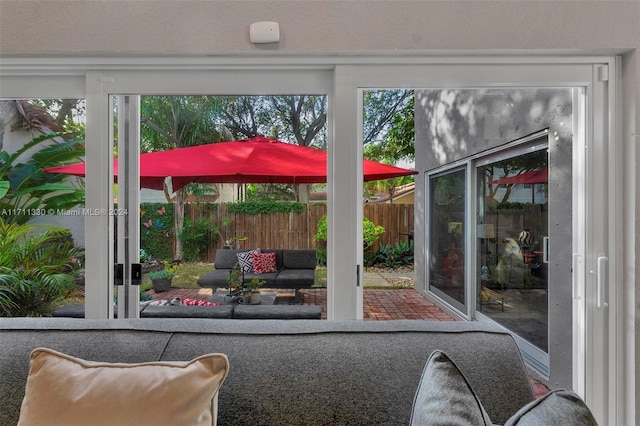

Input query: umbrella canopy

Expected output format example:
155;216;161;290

45;136;418;190
490;167;548;185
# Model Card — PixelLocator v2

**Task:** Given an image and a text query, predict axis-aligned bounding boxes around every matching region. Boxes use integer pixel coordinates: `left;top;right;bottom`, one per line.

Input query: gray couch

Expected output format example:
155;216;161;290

197;249;317;300
0;318;535;425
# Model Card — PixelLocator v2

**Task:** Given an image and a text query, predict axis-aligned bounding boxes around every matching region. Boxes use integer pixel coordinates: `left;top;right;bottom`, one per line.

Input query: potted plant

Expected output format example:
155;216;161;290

247;277;266;305
226;263;244;303
148;263;176;293
219;217;248;249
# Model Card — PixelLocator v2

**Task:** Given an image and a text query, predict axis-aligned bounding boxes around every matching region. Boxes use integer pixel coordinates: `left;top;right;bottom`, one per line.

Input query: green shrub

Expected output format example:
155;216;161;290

227;201;306;215
148;263;177;280
314;215;385;250
313;216;328;243
178;217;218;261
362;218;385;250
140;203;174;260
139;281;153;301
363;250;378;267
316;249;327;267
369;240;414;268
0;132;85;225
0;220;84;316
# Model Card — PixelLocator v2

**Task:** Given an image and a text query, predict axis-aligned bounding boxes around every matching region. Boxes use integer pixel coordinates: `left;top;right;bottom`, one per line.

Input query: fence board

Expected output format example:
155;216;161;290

180;202;414;262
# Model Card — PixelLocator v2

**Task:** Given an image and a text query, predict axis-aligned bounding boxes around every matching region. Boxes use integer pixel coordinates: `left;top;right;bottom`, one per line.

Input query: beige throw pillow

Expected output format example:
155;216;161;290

18;348;229;426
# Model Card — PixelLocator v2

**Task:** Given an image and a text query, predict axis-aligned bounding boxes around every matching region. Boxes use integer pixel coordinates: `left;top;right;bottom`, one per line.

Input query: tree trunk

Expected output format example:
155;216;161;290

296;184;310;202
173;188;185;261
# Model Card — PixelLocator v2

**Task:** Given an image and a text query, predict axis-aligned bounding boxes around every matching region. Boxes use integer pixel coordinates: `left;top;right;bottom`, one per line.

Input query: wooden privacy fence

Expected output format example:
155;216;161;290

184;203;414;262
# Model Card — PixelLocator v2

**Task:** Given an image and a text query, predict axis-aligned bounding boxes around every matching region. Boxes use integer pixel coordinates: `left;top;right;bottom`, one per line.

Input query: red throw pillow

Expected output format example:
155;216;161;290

252;252;277;274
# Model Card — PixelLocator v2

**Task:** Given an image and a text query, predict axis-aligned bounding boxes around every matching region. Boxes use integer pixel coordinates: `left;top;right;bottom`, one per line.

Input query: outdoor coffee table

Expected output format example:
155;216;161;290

207;289;321;319
209;289;277;305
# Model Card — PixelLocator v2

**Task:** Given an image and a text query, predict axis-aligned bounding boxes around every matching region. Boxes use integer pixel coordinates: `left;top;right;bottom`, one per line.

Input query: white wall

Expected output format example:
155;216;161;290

0;1;637;54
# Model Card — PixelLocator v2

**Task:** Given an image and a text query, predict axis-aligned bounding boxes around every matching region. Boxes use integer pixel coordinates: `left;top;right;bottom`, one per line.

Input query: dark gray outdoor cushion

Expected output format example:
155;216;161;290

410;350;492;426
243;272;278;286
275;269;315;288
52;305;136;318
140;305;234;319
214;249;243;269
197;269;232;288
52;305;86;318
234;305;322;319
505;389;597;426
282;249;316;269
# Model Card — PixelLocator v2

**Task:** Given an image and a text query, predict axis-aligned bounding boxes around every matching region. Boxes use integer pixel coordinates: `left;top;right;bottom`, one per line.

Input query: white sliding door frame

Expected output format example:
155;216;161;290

83;68;335;319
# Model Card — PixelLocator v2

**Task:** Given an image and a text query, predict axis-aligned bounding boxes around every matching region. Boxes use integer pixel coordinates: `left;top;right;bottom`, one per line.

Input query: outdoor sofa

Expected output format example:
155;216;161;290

53;302;323;320
197;248;316;301
0;318;595;425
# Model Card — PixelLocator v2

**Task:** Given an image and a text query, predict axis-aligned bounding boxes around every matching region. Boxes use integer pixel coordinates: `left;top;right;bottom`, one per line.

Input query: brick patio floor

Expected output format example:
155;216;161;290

148;287;457;321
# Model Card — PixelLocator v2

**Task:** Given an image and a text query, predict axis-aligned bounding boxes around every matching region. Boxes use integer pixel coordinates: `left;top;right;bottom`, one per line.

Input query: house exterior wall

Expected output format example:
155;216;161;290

0;0;637;420
415;88;573;387
140;184;236;203
394;192;414;205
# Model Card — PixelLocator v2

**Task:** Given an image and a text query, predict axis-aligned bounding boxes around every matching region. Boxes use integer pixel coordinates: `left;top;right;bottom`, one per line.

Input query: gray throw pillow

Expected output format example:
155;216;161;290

409;350;492;426
505;389;598;425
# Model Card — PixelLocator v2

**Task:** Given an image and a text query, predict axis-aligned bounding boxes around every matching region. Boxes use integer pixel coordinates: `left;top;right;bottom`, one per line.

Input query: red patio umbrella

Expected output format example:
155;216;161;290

490;167;548;185
45;136;418;190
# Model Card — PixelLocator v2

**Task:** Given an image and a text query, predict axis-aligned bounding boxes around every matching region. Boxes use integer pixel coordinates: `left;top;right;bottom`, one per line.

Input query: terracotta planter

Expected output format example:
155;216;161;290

152;278;172;293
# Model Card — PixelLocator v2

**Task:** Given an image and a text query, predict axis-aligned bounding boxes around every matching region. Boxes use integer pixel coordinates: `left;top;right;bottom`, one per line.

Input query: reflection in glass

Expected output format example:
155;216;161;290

477;146;549;352
429;169;466;307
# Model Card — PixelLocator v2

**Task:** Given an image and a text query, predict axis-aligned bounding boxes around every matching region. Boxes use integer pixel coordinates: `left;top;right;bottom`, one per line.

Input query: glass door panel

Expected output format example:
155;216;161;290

112;94;329;316
360;89;417;318
428;168;466;311
476;144;549;352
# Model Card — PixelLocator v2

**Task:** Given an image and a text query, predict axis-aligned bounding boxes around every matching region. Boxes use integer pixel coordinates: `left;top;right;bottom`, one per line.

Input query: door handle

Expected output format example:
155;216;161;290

114;264;124;285
131;263;142;286
542;237;549;264
596;256;608;310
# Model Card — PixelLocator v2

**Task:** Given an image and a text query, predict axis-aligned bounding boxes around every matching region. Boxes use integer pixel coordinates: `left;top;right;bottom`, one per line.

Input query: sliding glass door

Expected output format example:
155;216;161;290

85;70;335;319
420;87;574;379
428;167;467;312
476;136;550;367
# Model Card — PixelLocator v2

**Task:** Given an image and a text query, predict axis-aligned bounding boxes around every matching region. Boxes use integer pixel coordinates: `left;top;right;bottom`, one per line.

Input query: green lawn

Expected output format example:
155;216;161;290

313;267;327;287
141;262;214;289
